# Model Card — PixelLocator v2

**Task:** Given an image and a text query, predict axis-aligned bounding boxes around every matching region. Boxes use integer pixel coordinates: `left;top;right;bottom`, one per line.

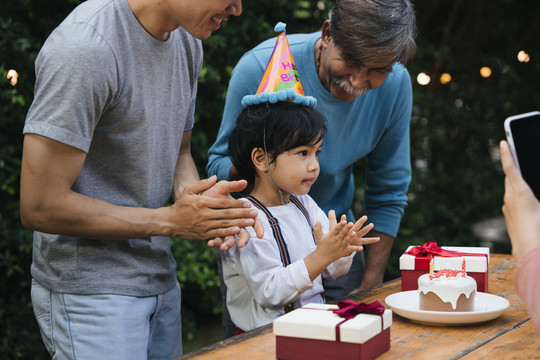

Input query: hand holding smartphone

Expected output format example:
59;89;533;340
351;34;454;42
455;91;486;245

504;111;540;201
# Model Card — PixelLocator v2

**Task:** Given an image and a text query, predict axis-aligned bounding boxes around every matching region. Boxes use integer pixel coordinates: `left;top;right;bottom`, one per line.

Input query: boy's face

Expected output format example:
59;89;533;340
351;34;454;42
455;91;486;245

268;139;322;196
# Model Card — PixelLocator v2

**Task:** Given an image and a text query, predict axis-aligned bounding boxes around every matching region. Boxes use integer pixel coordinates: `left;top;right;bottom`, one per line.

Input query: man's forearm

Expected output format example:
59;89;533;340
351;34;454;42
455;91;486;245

20;134;256;243
172;153;200;201
21;182;174;241
356;231;394;291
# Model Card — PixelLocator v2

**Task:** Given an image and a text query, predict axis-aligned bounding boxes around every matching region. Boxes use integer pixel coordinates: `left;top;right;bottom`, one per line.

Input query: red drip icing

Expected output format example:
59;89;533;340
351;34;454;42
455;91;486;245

429;268;466;280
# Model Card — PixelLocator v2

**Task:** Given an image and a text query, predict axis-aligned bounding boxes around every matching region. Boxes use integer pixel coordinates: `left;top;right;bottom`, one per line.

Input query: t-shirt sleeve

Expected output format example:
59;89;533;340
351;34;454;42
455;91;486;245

23;23;117;152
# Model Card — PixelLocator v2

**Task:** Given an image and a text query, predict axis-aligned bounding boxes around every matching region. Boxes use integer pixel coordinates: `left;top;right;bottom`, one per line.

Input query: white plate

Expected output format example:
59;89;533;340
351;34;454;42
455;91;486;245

385;291;510;325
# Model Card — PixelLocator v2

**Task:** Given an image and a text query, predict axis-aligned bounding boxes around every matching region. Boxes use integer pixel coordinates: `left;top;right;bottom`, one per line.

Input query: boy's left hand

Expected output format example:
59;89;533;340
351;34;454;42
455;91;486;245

349;215;380;247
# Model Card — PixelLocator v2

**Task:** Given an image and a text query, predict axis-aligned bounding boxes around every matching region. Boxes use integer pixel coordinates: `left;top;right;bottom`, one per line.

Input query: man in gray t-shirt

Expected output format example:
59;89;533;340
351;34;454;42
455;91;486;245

20;0;259;358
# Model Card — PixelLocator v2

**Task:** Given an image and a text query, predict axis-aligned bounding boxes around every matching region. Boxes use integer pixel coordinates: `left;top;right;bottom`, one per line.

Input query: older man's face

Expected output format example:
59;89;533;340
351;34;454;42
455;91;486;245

319;40;394;102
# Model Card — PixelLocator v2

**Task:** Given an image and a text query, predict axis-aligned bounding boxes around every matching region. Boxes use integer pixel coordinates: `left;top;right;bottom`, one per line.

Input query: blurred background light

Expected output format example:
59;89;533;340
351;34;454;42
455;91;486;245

517;50;530;63
480;66;492;78
440;73;452;84
417;72;431;85
7;69;18;86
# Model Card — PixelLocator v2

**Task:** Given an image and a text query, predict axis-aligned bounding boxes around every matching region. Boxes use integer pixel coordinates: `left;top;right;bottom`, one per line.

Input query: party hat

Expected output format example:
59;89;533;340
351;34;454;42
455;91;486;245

242;22;317;107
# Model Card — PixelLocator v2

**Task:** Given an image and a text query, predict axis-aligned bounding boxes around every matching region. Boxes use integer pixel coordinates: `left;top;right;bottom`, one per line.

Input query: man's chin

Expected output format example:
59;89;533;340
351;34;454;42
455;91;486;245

331;84;369;102
331;88;365;102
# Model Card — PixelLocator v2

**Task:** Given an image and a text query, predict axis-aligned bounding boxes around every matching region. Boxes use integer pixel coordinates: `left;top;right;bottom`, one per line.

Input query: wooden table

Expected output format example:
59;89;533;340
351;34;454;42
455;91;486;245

178;254;539;359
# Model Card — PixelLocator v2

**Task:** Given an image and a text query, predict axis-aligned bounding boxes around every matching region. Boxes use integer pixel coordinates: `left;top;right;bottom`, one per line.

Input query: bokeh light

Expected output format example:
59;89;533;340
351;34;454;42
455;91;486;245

517;50;530;63
479;67;492;78
417;72;431;85
440;73;452;84
7;69;18;86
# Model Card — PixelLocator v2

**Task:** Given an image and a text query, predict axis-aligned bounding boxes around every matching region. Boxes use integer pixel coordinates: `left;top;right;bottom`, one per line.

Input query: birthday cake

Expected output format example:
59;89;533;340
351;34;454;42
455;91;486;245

418;269;477;312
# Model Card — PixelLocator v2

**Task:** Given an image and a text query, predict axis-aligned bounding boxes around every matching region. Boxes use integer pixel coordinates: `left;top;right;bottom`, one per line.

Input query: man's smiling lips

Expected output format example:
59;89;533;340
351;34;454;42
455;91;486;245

211;15;228;29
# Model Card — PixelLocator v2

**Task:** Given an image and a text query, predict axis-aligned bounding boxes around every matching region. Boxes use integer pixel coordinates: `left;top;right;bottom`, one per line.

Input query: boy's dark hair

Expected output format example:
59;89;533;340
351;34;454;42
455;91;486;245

229;102;327;185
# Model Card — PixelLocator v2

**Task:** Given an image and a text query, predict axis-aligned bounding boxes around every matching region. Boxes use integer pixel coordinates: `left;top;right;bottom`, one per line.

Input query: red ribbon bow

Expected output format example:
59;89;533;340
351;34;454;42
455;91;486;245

330;300;386;342
404;241;487;271
332;299;385;320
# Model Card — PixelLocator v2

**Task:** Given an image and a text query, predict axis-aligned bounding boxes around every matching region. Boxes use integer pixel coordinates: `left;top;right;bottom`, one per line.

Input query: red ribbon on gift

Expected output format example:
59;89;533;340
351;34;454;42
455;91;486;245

333;299;385;319
404;241;488;271
332;300;385;342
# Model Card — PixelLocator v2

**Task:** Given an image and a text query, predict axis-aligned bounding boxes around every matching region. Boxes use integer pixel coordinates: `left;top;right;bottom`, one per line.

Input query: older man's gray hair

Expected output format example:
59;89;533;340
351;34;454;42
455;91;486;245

329;0;417;67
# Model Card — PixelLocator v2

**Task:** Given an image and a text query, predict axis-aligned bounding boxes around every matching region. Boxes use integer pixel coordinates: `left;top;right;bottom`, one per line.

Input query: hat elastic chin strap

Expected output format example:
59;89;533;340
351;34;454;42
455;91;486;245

263;119;288;205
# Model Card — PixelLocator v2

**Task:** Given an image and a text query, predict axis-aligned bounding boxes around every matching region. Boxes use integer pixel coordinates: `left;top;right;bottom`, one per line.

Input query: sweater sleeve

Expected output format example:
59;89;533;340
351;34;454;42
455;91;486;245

514;246;540;331
206;51;265;180
364;65;412;237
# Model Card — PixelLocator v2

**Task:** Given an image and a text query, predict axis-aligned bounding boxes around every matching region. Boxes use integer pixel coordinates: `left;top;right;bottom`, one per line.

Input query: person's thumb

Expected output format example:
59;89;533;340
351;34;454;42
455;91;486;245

313;221;323;242
213;179;248;196
184;175;218;195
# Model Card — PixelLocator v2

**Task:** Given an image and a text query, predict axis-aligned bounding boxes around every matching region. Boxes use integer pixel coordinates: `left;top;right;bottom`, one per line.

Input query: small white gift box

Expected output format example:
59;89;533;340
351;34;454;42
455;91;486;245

273;302;392;360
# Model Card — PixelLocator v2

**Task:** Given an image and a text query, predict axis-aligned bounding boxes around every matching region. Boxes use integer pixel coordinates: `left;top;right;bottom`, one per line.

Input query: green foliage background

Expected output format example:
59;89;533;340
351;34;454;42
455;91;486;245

1;0;538;358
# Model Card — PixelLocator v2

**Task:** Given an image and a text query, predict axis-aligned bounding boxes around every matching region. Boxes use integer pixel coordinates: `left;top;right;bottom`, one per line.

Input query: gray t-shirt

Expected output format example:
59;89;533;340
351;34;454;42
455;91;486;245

23;0;203;296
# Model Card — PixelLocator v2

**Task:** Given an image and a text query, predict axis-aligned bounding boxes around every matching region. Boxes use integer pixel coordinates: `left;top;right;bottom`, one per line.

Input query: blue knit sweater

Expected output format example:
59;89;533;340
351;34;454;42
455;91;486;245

207;31;412;237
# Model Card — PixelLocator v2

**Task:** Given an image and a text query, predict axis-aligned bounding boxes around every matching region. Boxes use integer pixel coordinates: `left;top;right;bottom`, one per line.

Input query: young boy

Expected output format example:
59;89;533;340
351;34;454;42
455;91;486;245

221;101;379;332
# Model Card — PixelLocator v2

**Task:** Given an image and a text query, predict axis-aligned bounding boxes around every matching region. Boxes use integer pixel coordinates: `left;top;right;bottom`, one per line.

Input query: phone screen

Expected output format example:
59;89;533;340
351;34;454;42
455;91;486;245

508;113;540;200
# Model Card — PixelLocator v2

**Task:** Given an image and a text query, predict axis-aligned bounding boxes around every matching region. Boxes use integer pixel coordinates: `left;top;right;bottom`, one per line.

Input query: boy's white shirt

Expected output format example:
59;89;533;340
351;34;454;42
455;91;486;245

220;194;354;332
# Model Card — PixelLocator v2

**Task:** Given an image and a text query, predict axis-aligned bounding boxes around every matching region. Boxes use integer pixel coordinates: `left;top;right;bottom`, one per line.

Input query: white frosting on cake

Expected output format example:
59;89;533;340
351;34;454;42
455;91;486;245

418;273;477;310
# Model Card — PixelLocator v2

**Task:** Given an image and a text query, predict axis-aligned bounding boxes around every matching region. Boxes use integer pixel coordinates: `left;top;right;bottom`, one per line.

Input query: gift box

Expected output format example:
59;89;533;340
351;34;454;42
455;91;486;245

399;242;490;292
273;301;392;360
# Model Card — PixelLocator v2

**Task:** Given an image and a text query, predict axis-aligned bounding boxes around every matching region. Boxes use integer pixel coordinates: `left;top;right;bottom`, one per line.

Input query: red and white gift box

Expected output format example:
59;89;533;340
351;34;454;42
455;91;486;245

399;242;490;292
273;302;392;360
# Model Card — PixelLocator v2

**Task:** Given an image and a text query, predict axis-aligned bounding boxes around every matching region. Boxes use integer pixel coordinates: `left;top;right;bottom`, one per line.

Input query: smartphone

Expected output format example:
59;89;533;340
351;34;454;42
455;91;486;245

504;111;540;200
